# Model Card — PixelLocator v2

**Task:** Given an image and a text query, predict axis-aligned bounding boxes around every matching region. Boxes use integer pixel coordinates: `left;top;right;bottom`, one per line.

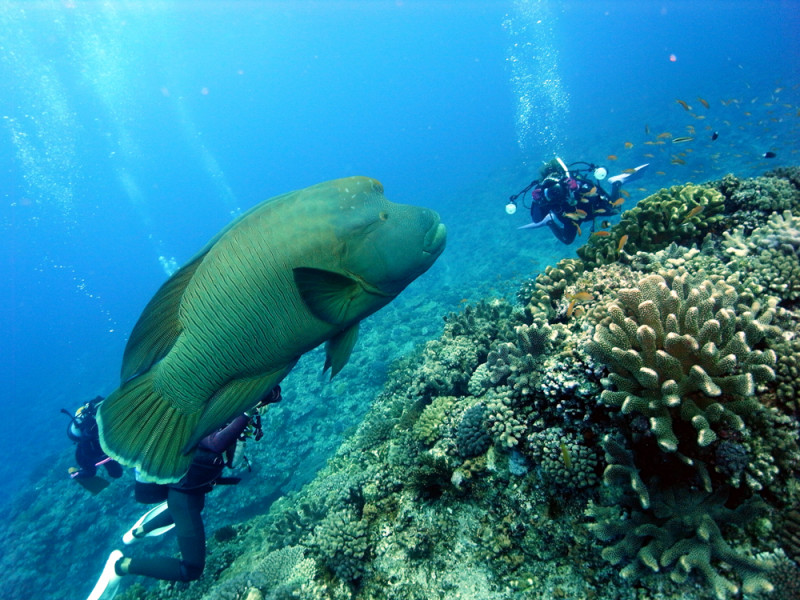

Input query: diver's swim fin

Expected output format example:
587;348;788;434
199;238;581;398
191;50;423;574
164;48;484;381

518;213;554;230
71;472;111;495
86;549;123;600
122;501;175;544
608;163;649;186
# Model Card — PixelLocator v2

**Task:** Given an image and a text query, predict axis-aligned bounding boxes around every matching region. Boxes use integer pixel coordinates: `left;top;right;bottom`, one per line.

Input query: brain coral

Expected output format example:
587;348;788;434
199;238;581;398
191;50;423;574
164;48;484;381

586;272;776;453
578;184;725;268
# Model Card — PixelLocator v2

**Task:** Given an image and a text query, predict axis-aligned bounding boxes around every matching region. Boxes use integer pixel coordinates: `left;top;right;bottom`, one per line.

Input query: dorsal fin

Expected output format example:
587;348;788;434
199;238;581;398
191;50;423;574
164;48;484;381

120;251;208;382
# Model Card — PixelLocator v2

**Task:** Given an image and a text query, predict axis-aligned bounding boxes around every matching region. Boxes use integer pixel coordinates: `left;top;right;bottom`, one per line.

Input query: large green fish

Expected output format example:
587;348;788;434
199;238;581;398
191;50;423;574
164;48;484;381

98;176;446;483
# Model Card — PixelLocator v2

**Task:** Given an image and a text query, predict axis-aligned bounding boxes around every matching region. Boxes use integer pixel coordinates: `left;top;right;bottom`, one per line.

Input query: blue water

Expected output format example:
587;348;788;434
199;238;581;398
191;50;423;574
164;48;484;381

1;0;798;510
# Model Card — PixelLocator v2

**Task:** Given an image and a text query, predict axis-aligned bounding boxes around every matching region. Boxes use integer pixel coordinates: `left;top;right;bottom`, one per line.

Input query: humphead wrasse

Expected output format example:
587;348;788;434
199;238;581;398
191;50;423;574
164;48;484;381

98;176;446;483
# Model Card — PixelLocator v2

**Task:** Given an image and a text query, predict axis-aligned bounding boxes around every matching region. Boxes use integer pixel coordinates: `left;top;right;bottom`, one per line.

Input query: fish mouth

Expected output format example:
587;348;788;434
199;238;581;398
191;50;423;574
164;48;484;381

422;214;447;258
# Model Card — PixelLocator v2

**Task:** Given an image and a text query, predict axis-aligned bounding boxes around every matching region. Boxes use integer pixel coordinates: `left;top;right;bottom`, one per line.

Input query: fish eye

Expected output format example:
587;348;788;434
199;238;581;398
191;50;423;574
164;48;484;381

379;211;389;221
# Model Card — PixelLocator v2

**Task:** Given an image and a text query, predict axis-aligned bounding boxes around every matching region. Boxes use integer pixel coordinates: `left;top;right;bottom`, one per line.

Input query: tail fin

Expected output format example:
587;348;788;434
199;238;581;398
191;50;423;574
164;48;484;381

97;372;201;484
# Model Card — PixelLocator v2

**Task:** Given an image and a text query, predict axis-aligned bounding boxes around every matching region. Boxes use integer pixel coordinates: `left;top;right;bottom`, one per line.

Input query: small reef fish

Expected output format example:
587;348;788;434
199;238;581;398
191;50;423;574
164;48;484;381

600;220;612;228
575;209;588;217
683;205;704;222
568;291;593;302
644;124;650;135
657;132;672;139
622;168;636;174
582;186;597;197
617;234;629;254
563;211;584;221
644;153;655;158
711;131;719;141
607;154;618;161
575;223;583;237
697;96;710;109
676;99;692;111
591;230;611;237
624;142;634;149
611;198;625;207
763;151;777;158
619;189;630;198
656;171;666;175
672;136;694;144
671;157;687;165
566;299;577;319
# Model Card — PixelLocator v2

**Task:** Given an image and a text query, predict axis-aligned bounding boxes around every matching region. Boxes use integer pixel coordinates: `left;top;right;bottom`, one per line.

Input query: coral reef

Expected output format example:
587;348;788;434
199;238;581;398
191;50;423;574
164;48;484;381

578;183;726;268
586;271;777;454
6;168;800;600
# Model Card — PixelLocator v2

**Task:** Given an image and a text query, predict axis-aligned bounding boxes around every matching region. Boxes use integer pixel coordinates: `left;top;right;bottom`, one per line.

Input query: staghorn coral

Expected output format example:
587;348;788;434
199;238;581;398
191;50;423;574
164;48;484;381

578;184;725;268
586;272;776;453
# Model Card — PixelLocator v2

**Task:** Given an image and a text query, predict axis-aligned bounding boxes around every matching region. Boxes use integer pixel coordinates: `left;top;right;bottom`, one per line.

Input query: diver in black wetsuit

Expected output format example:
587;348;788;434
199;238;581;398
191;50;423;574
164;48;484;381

86;386;281;600
507;157;648;244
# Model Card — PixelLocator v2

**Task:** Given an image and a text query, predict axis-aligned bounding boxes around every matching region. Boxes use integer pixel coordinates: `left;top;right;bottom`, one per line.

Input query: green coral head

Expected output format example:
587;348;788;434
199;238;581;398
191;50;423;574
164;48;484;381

577;184;725;268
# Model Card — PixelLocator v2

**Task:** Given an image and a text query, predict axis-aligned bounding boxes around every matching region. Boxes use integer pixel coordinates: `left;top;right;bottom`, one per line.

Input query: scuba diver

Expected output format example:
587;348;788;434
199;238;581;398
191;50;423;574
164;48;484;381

86;385;282;600
507;157;649;244
63;396;123;494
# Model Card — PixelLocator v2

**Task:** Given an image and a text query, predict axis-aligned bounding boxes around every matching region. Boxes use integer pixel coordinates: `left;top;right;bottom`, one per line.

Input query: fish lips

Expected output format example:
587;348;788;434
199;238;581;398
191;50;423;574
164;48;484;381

422;213;447;259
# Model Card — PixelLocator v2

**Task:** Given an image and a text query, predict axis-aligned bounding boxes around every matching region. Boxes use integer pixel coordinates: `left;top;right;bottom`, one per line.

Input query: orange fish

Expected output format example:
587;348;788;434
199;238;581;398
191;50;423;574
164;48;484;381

563;211;583;221
697;96;710;109
569;291;593;302
676;99;692;111
657;132;672;139
624;141;634;149
682;205;704;222
607;154;618;161
617;234;629;253
576;223;583;236
671;157;686;165
582;186;597;196
575;209;588;217
566;299;577;318
619;189;630;198
655;170;666;175
622;168;636;174
591;230;611;237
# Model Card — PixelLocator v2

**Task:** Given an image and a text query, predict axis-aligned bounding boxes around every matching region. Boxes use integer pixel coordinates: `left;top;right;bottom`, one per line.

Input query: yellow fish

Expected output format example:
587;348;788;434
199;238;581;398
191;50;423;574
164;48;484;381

99;177;446;482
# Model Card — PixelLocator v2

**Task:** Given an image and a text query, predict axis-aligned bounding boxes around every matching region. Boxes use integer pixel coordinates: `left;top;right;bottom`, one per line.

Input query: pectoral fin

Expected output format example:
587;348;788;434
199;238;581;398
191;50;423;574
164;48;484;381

294;267;382;325
324;324;360;378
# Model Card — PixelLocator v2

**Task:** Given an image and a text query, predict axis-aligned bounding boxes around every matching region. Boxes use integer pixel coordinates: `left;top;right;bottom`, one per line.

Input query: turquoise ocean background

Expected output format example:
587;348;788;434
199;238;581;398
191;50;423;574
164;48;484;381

0;3;798;595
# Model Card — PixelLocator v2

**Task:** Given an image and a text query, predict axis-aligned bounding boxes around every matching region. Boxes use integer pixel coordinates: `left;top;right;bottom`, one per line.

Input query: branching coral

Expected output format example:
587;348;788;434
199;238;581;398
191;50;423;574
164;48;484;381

578;184;725;268
586;486;772;600
586;272;776;453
